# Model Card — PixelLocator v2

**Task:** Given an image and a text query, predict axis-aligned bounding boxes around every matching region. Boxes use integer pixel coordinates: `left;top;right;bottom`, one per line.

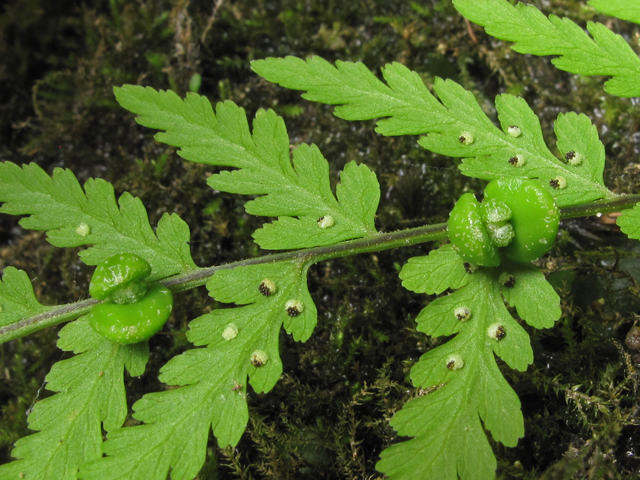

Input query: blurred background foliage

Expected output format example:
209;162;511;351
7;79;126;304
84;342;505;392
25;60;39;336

0;0;639;478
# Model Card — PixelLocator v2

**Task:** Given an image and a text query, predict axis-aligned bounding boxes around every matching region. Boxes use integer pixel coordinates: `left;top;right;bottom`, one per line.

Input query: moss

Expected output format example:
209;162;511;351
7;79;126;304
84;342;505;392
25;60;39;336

1;0;640;477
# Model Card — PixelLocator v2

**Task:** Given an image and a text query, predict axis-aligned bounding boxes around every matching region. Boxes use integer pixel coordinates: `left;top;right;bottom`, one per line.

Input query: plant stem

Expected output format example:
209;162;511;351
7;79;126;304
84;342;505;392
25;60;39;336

164;221;449;292
0;299;98;344
559;193;640;219
3;193;639;343
0;222;448;343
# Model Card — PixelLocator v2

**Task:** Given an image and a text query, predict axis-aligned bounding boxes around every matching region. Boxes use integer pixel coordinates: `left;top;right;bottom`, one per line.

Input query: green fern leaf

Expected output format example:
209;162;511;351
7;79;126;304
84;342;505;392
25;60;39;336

114;86;380;249
453;0;640;97
617;204;640;240
0;319;148;480
446;92;609;206
499;262;561;330
399;244;470;295
378;380;498;480
0;267;53;328
381;253;561;479
252;55;449;136
80;260;317;480
252;57;613;206
589;0;640;25
0;162;196;279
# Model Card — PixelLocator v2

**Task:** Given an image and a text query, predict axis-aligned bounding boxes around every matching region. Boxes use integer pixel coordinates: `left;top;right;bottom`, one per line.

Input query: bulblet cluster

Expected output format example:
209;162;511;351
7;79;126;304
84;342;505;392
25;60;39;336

448;177;560;266
87;253;173;344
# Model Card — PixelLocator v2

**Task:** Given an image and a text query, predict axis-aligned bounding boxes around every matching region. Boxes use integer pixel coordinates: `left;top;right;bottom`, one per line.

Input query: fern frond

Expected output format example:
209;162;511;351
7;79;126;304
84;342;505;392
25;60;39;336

114;86;380;249
454;0;640;97
0;162;196;279
0;320;148;480
378;251;560;479
0;267;54;329
252;57;614;206
589;0;640;25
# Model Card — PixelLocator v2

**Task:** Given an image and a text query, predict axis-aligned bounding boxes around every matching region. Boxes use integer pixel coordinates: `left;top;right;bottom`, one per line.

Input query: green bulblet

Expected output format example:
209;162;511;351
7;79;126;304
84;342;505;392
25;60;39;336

484;177;559;263
449;178;559;266
89;253;152;304
448;193;500;267
87;284;173;344
88;253;173;344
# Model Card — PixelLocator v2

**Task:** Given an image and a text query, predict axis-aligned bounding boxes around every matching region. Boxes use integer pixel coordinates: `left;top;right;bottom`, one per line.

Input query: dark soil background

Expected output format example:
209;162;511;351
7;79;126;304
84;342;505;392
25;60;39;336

1;0;640;478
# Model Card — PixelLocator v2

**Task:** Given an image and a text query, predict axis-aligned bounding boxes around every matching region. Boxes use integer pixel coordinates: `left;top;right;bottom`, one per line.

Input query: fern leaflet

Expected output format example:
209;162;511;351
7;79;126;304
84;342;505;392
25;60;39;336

252;56;614;206
588;0;640;25
378;250;560;479
0;162;196;280
453;0;640;97
0;267;54;328
114;86;380;249
0;320;148;479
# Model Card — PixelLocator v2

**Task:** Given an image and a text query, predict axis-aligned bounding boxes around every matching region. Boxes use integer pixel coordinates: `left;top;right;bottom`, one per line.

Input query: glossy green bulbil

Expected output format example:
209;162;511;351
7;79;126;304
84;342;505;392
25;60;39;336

448;192;500;267
484;177;559;263
89;253;152;304
87;284;173;344
88;253;173;344
448;177;560;266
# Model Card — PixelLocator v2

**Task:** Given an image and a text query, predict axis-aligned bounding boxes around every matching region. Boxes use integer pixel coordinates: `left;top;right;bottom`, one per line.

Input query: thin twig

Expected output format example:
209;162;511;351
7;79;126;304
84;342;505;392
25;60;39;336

201;0;225;44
